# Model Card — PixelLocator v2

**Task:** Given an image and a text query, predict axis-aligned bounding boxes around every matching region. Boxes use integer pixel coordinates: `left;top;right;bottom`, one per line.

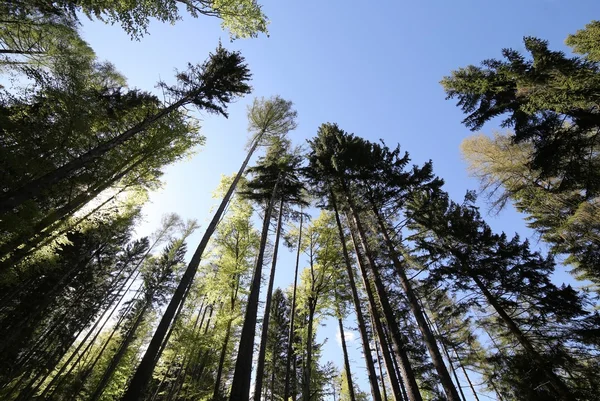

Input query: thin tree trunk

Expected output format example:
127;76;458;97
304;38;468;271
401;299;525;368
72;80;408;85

0;153;147;263
329;191;383;401
450;344;480;401
0;94;192;214
369;312;389;401
89;301;150;401
254;197;285;401
122;134;265;401
367;201;461;401
2;181;130;268
346;222;408;401
284;209;303;401
229;177;280;401
213;279;239;400
303;304;316;401
343;203;422;401
468;271;573;400
337;315;356;401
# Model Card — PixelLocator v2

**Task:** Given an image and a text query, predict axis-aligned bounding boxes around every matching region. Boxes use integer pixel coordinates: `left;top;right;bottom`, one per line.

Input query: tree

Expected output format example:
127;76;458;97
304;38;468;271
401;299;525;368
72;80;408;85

0;45;251;219
461;132;600;291
121;96;297;401
407;189;594;399
3;0;268;41
442;28;600;198
240;138;308;401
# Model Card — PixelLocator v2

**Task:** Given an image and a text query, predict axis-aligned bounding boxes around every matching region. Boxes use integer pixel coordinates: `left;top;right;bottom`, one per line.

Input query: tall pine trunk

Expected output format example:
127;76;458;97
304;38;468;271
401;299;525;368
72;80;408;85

467;269;573;400
342;196;422;401
346;220;411;401
284;209;303;401
330;190;383;401
0;95;191;214
229;177;280;401
89;301;150;401
122;133;265;401
254;198;285;400
337;314;356;401
367;201;461;401
0;155;146;265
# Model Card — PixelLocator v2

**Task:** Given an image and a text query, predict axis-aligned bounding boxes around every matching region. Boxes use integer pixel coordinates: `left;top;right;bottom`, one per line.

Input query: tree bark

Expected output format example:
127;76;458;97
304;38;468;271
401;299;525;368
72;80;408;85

89;301;150;401
368;201;461;401
337;316;356;401
121;134;265;401
254;197;285;401
343;200;422;401
229;177;280;401
468;271;573;400
346;220;411;401
330;191;383;401
284;209;303;401
0;94;191;214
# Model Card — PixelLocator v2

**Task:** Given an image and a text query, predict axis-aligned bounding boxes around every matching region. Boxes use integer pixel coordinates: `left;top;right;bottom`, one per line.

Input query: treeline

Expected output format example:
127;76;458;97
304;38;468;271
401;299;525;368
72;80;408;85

1;3;599;401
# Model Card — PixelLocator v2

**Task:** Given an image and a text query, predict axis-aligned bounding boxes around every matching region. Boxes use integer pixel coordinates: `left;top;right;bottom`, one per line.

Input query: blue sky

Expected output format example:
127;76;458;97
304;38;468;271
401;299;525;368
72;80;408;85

80;1;599;399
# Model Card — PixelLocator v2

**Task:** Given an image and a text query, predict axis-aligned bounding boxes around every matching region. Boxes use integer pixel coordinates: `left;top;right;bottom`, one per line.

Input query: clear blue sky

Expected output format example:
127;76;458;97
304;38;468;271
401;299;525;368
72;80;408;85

80;1;599;399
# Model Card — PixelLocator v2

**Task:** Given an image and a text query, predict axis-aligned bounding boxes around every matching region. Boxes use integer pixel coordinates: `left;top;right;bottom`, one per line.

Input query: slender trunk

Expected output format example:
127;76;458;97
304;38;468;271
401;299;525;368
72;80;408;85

450;344;480;401
384;327;408;401
214;272;241;400
0;154;147;264
343;202;422;401
284;209;303;401
2;183;128;268
468;272;573;400
121;134;265;401
337;316;356;401
367;201;460;401
0;94;191;214
40;270;143;398
372;328;389;401
329;191;383;401
254;197;285;401
229;177;280;401
303;304;316;401
346;223;407;401
89;301;150;401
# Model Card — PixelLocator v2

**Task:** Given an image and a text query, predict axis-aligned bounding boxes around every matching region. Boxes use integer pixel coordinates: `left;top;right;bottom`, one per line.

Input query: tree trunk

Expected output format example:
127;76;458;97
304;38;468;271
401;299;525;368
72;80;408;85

468;271;573;400
89;301;150;401
343;202;422;401
0;154;147;264
337;316;356;401
121;134;265;401
329;191;383;401
346;222;410;401
213;274;240;400
450;344;480;401
229;177;280;401
367;201;461;401
0;94;191;214
303;304;316;401
284;209;303;401
254;197;285;401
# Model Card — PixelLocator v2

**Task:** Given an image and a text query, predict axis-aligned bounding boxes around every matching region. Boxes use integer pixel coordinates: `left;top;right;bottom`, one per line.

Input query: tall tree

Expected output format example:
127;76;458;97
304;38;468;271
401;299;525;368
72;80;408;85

121;96;297;401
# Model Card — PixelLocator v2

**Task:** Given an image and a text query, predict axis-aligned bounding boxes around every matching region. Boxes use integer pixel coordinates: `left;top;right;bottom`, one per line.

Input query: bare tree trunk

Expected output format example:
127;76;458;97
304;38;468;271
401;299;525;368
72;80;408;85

254;198;285;401
346;221;409;401
284;209;303;401
367;202;461;401
330;191;383;401
337;315;356;401
468;271;572;400
0;94;191;214
343;202;422;401
229;177;280;401
122;134;265;401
